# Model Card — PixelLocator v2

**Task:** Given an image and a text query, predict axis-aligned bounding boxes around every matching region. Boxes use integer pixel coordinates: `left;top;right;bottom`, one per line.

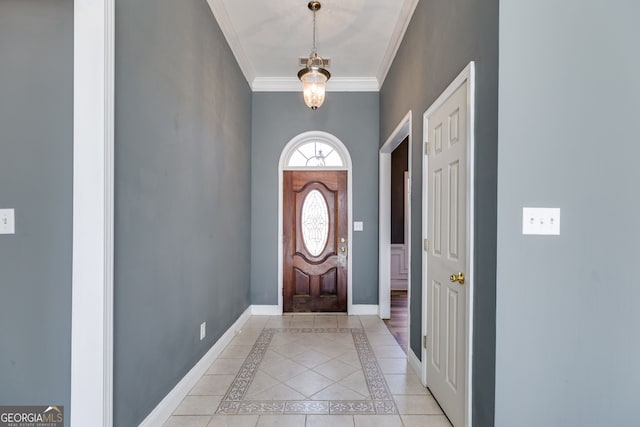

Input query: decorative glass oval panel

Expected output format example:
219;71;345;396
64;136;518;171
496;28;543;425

301;190;329;256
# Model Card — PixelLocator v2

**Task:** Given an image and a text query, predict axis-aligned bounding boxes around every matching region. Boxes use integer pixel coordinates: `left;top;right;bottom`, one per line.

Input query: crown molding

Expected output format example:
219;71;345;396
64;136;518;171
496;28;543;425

377;0;419;87
252;77;380;92
206;0;255;84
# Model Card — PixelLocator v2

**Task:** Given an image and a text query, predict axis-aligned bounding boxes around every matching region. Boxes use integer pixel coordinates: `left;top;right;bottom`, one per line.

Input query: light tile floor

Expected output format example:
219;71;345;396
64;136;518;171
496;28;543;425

164;315;452;427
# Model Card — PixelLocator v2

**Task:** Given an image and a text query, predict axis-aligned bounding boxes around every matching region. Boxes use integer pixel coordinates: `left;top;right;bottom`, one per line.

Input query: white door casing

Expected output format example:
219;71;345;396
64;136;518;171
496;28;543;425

422;62;475;427
379;111;412;319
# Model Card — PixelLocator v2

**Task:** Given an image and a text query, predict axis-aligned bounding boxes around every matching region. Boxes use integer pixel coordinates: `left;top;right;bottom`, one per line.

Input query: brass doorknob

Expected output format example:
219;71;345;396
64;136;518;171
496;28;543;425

450;272;465;285
340;247;346;253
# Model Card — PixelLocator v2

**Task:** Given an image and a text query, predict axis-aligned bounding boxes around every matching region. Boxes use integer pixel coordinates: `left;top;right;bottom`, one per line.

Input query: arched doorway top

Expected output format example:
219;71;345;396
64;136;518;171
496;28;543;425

280;131;352;170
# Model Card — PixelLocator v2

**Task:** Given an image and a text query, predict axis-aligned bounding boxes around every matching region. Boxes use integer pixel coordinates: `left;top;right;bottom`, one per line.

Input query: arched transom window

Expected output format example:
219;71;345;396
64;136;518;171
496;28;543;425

283;132;349;169
287;141;343;167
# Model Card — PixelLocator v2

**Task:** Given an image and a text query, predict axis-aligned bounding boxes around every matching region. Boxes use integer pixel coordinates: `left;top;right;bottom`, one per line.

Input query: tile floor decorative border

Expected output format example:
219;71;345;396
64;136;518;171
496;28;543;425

216;327;397;415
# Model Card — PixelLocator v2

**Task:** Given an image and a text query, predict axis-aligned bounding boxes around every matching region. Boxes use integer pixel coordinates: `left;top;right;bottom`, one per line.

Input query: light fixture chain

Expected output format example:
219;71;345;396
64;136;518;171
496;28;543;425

312;9;317;54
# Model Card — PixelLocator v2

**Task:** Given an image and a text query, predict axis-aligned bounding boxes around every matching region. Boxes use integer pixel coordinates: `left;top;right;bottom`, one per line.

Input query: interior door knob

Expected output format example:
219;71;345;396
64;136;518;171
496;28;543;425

450;272;465;285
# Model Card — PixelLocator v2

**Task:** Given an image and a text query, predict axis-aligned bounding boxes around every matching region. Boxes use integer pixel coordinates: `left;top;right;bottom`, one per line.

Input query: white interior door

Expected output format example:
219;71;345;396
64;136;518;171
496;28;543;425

425;79;469;426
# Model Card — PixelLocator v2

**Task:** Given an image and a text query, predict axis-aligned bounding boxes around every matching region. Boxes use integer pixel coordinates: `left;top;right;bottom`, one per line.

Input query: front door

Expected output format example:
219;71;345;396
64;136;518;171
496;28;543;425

426;78;469;426
283;170;347;312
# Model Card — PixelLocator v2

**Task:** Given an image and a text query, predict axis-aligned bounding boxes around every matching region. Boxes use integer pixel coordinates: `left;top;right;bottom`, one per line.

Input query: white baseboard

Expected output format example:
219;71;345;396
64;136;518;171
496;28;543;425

350;304;379;315
138;306;252;427
251;305;280;315
407;347;423;382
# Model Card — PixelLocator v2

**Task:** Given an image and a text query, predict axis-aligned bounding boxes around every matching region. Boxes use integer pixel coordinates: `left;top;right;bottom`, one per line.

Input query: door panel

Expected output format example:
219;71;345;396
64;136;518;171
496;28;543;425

283;170;347;312
426;80;468;426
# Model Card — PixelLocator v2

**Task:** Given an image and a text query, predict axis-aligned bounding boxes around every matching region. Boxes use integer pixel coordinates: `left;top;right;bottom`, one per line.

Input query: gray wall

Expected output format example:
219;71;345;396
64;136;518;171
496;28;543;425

379;0;499;425
114;0;252;425
251;92;380;306
0;1;73;425
496;1;640;425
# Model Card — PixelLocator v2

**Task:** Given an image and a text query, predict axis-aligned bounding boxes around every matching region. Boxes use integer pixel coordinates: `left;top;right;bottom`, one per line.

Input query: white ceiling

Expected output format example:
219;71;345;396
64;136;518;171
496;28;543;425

206;0;419;92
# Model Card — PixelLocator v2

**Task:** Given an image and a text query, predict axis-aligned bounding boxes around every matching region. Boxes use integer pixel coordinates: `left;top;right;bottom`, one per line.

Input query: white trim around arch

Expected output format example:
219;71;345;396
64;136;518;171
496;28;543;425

379;111;412;320
277;131;354;314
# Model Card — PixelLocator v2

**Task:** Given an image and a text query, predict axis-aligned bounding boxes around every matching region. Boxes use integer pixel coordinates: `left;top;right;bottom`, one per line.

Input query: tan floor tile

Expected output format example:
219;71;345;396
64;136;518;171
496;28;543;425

260;350;286;366
219;345;253;359
366;335;399;347
290;320;315;328
256;414;306;427
384;374;428;395
393;394;443;414
247;383;306;400
314;320;338;328
334;350;361;368
241;319;267;328
230;332;262;346
259;357;307;382
337;316;362;328
285;370;334;397
245;371;280;396
207;358;244;375
376;357;410;374
311;383;367;400
207;415;259;427
313;359;358;382
290;349;333;369
163;415;212;427
353;414;403;427
264;318;292;328
400;414;452;427
371;345;406;359
269;333;300;347
271;341;313;358
174;395;222;415
189;375;236;396
314;343;352;358
306;415;354;427
338;371;370;397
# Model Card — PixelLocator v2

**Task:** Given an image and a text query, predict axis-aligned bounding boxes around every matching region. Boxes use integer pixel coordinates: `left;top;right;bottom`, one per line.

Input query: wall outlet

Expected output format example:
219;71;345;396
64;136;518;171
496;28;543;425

522;207;560;235
200;322;206;341
353;221;364;231
0;209;15;235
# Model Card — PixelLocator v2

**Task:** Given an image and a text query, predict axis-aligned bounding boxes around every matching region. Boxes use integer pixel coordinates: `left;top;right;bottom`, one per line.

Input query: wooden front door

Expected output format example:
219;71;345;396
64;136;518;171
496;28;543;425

283;170;347;312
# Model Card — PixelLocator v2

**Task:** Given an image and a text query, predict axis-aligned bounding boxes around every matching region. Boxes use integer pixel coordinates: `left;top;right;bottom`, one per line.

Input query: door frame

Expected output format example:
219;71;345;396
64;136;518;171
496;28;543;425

422;62;475;426
278;131;353;314
379;111;412;319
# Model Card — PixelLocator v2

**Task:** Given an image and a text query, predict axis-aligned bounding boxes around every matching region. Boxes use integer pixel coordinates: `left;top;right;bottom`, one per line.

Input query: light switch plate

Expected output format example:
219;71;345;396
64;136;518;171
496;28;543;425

522;207;560;235
353;221;363;232
0;209;15;234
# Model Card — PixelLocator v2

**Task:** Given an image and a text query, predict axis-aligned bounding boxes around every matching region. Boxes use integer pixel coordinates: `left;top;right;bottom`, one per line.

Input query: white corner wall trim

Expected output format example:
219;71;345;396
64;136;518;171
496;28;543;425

71;0;114;425
251;305;281;316
138;306;252;427
350;305;380;316
407;347;422;380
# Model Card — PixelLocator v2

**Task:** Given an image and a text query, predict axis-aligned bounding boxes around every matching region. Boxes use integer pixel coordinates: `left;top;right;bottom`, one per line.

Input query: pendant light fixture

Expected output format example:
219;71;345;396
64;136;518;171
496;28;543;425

298;1;330;110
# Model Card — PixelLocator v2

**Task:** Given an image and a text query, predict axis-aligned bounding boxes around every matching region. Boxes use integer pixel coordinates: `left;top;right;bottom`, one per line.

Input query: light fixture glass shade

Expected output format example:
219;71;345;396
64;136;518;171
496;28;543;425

299;67;330;110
